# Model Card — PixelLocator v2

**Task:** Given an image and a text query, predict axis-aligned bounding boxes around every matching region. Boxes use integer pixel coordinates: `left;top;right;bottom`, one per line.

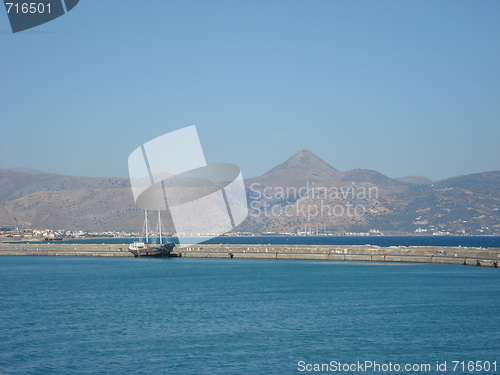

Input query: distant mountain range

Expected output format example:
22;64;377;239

0;167;45;175
1;150;499;235
394;175;433;185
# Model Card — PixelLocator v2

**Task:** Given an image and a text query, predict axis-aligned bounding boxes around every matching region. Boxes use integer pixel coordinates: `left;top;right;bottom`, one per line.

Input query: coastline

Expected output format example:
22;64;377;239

1;243;498;267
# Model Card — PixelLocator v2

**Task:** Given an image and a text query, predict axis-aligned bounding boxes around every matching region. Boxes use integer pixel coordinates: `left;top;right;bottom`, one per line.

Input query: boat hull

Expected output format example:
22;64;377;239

128;244;179;258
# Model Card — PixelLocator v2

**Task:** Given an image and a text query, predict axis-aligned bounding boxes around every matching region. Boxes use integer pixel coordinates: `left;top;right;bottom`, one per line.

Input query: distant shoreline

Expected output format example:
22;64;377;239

4;233;500;241
3;234;500;249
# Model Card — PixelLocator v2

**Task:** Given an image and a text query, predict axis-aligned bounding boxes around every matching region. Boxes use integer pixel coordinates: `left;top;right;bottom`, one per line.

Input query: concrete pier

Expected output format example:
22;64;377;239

0;242;499;267
178;244;500;267
0;243;132;257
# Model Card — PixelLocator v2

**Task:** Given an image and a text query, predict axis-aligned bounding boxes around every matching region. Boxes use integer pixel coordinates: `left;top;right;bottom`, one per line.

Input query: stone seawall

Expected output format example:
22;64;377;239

179;244;500;267
0;243;132;257
0;243;499;267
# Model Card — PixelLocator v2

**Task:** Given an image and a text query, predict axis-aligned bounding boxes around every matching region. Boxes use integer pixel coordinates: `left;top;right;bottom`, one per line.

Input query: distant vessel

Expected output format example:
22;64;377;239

128;209;177;258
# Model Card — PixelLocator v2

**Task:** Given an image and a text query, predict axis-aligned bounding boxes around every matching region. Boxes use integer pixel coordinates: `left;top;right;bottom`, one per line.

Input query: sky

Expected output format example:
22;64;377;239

0;0;499;181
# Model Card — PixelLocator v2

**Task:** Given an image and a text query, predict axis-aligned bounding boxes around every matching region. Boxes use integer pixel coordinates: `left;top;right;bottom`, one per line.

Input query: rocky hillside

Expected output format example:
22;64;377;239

1;153;499;235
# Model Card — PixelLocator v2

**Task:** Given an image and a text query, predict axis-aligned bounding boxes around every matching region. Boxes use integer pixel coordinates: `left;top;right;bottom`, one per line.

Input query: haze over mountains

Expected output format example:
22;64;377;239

1;150;499;235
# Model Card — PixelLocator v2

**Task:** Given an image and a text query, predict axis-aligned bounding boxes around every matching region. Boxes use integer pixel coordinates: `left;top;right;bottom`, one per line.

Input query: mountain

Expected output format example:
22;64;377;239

0;167;45;175
0;150;499;235
395;175;433;185
369;171;500;235
0;170;38;202
341;169;404;189
0;187;144;231
0;170;130;201
432;171;500;193
263;149;340;179
241;151;499;235
0;170;144;231
247;149;343;188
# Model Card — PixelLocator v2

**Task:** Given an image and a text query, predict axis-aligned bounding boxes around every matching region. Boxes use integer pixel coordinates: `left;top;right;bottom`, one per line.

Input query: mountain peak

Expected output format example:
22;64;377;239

262;149;340;181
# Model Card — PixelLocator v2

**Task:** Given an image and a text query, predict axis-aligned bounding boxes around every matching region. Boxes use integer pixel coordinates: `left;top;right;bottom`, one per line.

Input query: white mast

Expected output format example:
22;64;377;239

157;208;163;245
144;209;149;244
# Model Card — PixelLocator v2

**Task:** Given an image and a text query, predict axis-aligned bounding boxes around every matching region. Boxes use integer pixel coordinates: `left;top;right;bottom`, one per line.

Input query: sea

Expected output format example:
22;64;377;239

41;235;500;248
1;238;499;374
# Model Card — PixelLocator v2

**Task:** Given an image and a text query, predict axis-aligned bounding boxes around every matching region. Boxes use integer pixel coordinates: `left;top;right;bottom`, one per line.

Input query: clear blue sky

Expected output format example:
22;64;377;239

1;0;499;181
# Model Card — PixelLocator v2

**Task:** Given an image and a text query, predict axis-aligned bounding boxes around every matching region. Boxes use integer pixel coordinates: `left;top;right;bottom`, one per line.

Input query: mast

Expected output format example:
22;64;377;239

144;209;149;244
157;208;163;245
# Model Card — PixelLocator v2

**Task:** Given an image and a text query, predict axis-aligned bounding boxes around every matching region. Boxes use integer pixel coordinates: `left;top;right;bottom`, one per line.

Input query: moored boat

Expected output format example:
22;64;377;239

128;209;178;258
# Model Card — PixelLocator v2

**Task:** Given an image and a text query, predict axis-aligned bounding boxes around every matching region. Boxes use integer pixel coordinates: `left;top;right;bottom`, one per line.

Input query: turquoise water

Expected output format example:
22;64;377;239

0;257;499;374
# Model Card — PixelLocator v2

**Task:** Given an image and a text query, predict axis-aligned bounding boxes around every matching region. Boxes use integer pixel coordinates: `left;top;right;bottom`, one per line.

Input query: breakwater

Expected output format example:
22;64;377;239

1;242;499;267
0;243;132;257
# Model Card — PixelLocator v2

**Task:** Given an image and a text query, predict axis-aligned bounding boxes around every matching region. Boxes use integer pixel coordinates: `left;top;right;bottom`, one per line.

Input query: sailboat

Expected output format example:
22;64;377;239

128;209;177;258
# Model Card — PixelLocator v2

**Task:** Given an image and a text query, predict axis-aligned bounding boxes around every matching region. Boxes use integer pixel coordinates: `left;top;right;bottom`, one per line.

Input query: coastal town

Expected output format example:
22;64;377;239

0;226;485;243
